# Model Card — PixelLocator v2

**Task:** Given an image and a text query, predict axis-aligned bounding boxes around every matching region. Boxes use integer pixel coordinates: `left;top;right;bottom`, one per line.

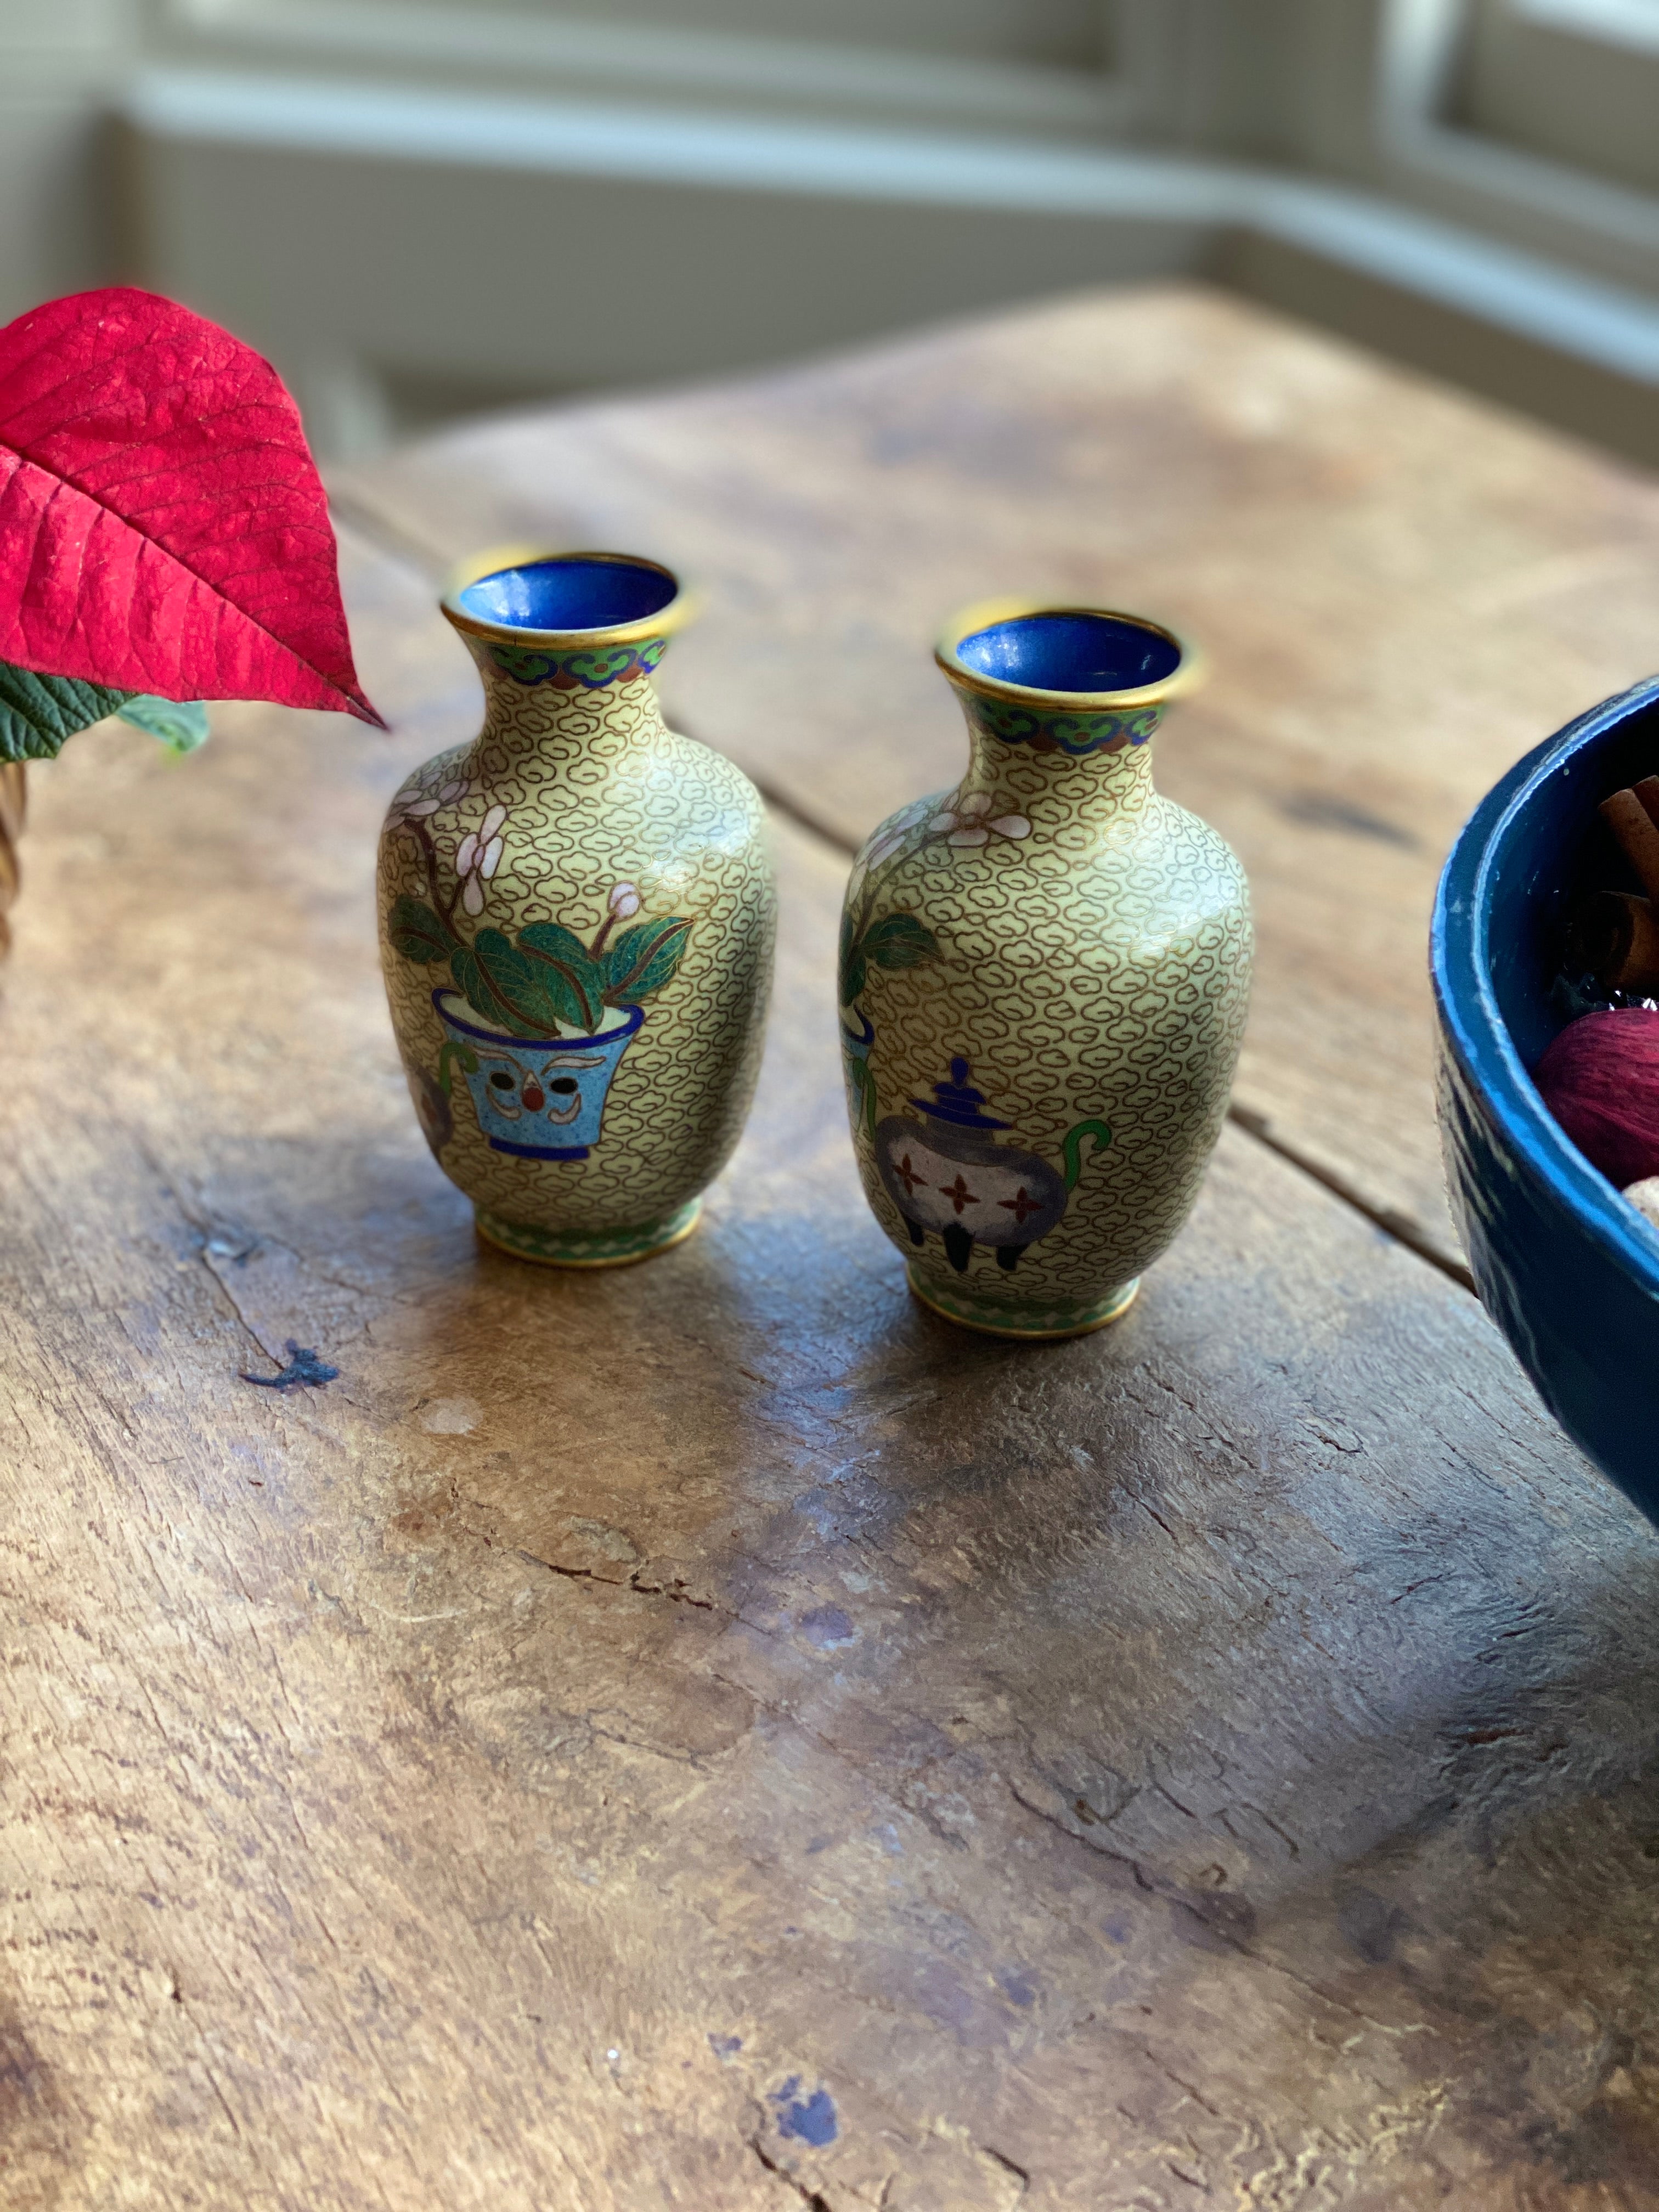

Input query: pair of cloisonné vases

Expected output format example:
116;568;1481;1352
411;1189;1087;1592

378;552;1252;1338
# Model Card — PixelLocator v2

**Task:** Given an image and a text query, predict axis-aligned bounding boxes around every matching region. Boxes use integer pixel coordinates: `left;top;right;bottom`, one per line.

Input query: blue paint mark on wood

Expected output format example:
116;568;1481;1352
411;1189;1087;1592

241;1340;339;1391
770;2077;838;2147
798;1604;855;1647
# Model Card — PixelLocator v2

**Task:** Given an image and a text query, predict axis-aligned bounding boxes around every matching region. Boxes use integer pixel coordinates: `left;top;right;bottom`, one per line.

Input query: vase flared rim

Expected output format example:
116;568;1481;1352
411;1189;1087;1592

433;986;645;1051
935;599;1204;712
441;547;697;649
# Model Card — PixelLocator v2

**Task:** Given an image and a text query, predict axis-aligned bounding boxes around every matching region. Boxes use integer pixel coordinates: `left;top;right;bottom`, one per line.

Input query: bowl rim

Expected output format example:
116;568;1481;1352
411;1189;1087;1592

1431;673;1659;1295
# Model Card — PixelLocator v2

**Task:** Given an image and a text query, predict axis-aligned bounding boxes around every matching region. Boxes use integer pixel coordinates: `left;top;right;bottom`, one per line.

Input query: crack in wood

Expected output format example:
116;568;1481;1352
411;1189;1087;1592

979;2142;1031;2195
513;1548;719;1611
1005;1774;1421;2037
1226;1103;1474;1292
747;2133;832;2211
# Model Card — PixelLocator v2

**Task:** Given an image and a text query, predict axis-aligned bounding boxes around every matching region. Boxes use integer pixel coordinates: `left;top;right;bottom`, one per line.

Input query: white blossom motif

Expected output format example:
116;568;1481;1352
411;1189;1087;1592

927;791;1031;848
845;787;1031;926
608;881;641;920
390;776;469;827
845;796;936;904
840;783;1037;1028
455;803;507;916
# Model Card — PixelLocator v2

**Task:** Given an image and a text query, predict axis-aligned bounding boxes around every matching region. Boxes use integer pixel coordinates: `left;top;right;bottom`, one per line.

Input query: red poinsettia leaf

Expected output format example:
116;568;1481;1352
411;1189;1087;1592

0;287;383;725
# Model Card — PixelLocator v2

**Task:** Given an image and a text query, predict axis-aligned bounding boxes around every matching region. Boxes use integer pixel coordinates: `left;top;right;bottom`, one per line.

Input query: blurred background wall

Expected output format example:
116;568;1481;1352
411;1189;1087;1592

2;0;1655;460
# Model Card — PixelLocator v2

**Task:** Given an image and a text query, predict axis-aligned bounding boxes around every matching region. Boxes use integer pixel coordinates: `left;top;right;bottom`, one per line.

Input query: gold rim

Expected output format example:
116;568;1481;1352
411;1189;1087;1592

935;597;1203;712
474;1204;702;1269
441;546;699;650
907;1273;1140;1339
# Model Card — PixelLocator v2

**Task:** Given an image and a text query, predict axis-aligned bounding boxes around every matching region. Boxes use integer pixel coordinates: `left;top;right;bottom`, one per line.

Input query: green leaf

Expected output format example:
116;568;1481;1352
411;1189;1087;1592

517;919;591;969
604;917;691;1006
470;927;591;1039
386;894;454;965
863;911;936;970
450;943;519;1035
518;921;605;1031
0;658;131;763
116;695;210;755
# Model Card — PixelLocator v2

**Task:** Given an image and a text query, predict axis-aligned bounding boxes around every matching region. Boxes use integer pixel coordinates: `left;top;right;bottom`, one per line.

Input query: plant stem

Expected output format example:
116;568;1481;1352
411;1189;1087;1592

403;817;464;930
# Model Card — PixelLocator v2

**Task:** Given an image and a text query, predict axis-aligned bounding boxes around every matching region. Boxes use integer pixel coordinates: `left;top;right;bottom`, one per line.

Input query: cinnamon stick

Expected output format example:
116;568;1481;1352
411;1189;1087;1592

1570;889;1659;994
1600;788;1659;904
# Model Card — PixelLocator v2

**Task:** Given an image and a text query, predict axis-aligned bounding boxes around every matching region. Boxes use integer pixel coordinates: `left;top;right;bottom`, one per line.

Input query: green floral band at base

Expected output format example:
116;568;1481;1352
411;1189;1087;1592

475;1198;702;1268
965;695;1163;756
486;637;669;690
907;1267;1140;1339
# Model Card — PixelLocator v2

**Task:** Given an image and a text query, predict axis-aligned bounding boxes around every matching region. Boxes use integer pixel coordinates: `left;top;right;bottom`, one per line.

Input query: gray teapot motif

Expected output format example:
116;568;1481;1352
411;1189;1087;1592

874;1058;1111;1277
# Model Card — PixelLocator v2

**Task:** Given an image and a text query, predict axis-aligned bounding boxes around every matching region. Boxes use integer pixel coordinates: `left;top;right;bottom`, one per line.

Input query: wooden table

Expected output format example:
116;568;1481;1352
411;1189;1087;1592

7;284;1659;2210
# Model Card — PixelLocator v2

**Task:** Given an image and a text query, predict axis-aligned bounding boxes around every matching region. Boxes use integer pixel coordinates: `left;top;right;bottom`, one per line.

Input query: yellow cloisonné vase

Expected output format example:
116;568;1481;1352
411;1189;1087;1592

840;601;1252;1339
379;550;775;1266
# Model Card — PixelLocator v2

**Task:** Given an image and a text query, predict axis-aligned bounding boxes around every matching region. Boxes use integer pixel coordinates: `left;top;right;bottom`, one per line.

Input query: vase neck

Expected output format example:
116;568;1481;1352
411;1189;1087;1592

955;687;1165;825
462;632;671;776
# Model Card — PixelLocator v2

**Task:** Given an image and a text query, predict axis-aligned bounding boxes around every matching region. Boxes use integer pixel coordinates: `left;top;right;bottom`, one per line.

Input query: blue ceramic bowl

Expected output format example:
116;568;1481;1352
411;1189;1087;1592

1432;673;1659;1517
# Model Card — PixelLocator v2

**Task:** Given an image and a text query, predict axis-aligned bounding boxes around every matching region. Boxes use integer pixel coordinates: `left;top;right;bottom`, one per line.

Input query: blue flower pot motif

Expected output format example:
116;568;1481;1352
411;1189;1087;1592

433;988;644;1160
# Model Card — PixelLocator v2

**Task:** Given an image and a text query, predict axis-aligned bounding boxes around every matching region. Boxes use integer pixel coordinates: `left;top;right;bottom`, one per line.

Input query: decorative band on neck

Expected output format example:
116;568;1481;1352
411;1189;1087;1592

484;636;669;690
936;601;1200;756
963;694;1165;757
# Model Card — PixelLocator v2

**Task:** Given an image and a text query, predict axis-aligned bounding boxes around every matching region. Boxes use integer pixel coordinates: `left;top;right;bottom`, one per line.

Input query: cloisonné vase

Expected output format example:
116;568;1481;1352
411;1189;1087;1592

840;601;1251;1338
379;550;775;1266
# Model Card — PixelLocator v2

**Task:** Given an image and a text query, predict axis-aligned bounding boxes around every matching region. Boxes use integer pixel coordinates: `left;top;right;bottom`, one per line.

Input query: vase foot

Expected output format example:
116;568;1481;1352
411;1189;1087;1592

475;1198;702;1269
906;1267;1139;1340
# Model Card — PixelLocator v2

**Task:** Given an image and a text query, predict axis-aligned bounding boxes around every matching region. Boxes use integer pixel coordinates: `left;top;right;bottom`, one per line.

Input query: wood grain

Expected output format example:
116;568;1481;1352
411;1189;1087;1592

335;283;1659;1276
0;764;26;961
3;520;1659;2207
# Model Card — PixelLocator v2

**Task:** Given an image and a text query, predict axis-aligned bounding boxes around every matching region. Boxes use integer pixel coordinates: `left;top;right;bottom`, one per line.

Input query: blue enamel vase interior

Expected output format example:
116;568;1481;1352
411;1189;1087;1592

1432;674;1659;1517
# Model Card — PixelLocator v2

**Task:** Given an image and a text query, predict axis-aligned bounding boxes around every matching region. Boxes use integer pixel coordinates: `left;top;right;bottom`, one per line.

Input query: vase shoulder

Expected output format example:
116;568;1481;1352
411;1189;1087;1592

855;791;1248;958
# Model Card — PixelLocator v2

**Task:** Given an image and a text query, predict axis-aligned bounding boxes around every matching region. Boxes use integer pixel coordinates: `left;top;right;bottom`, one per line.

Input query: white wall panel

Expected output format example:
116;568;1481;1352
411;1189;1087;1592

0;0;1653;464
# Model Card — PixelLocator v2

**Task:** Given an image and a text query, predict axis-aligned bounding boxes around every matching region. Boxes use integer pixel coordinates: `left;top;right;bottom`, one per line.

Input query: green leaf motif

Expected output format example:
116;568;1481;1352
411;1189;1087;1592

605;917;691;1006
387;895;454;965
848;1056;879;1141
839;910;866;1006
116;695;210;754
0;658;131;763
518;921;605;1031
449;942;518;1035
466;928;570;1039
863;912;936;971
